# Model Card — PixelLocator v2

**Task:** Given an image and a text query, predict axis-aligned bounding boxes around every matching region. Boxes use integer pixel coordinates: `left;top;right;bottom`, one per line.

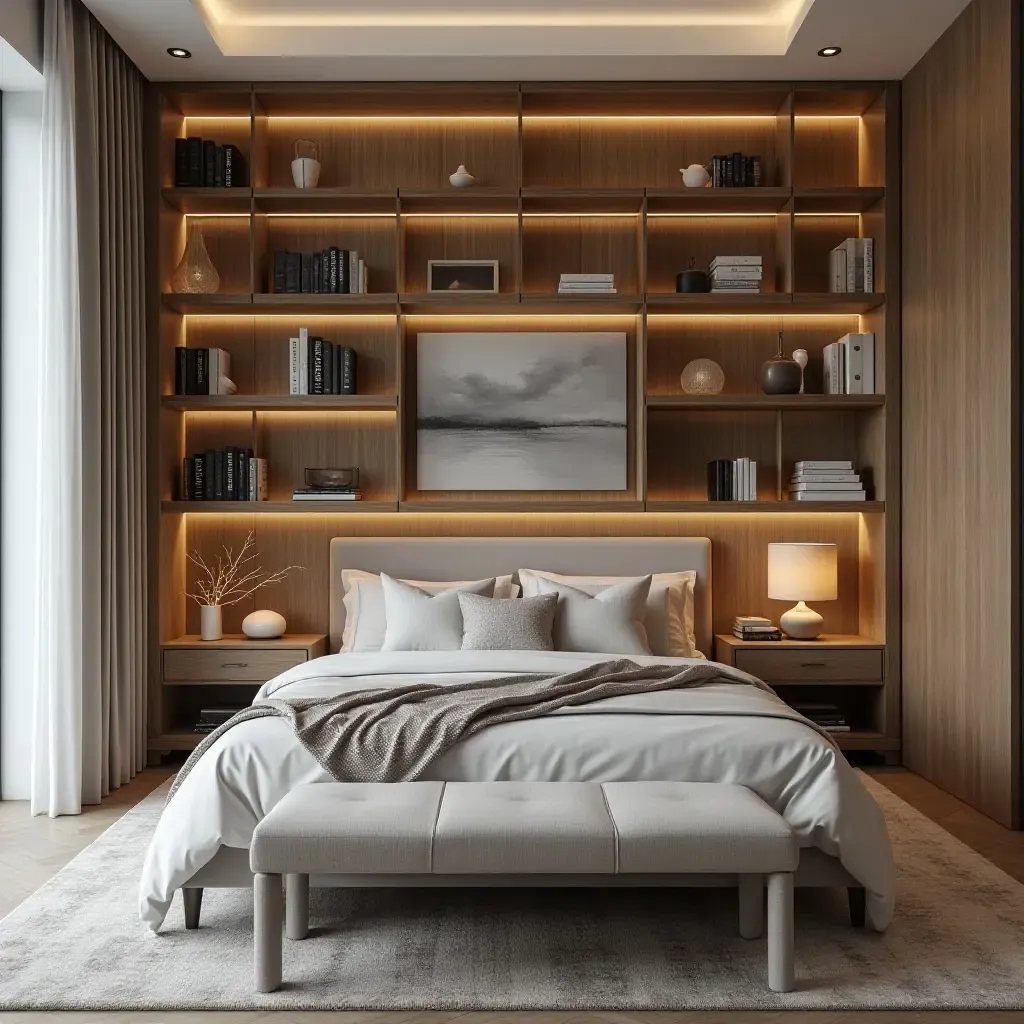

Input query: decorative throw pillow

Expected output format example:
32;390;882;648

379;574;496;652
340;569;515;652
535;575;653;655
519;568;700;658
458;592;558;651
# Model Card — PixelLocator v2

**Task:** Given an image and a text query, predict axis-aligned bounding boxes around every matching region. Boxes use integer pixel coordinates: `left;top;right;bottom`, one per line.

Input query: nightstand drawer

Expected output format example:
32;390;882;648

163;648;308;683
734;648;883;683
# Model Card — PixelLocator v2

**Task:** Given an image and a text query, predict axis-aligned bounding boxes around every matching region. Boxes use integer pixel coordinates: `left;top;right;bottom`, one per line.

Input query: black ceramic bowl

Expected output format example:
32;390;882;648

676;270;710;293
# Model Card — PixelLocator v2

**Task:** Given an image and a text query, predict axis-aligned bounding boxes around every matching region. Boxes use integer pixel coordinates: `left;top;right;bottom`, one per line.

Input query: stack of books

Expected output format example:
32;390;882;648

193;707;246;735
710;154;762;188
823;333;876;394
274;248;367;294
789;460;866;502
174;137;246;188
790;701;850;733
291;486;362;502
710;256;762;293
707;458;758;501
558;273;616;294
182;448;268;502
828;238;874;293
174;347;235;396
733;616;782;641
289;328;357;395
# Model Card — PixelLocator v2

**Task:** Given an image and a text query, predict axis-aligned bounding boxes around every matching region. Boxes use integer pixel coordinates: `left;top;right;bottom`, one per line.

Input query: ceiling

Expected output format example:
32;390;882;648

80;0;973;82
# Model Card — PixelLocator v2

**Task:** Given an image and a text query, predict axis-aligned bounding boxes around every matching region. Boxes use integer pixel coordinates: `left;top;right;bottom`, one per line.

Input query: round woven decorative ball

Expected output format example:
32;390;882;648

680;359;725;396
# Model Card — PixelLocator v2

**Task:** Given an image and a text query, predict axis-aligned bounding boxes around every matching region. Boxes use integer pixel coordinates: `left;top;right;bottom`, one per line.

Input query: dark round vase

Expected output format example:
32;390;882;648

676;270;710;293
759;356;802;395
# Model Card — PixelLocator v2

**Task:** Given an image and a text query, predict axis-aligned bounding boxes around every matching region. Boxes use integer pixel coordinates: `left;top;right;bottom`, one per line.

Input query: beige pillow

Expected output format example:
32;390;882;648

341;569;517;652
519;568;700;658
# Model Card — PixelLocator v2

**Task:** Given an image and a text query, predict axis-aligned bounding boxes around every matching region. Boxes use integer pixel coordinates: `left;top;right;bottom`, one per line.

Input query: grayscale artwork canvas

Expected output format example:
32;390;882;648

417;332;628;491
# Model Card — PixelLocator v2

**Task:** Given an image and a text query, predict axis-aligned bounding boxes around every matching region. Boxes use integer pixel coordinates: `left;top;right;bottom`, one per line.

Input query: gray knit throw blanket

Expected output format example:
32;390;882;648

167;658;765;803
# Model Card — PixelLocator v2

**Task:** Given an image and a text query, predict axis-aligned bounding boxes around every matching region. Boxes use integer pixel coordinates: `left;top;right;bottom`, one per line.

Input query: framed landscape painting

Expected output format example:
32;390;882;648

416;332;628;491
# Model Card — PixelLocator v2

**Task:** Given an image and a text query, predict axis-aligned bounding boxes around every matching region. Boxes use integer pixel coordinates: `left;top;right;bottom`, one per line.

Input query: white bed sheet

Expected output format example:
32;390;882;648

139;651;895;932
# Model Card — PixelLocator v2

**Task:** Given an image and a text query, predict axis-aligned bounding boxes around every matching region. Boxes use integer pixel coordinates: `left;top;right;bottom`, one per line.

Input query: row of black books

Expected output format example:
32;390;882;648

174;347;234;396
790;701;851;734
193;707;245;735
273;249;367;295
707;458;758;501
182;448;269;502
733;616;782;641
174;138;247;188
710;153;763;188
289;329;357;395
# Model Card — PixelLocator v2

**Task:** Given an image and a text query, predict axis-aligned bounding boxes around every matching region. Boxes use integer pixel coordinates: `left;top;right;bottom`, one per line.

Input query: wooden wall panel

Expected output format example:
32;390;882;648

902;0;1019;826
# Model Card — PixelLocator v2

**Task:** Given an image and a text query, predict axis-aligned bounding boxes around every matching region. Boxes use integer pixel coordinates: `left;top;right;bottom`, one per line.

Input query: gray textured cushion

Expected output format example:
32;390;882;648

536;575;653;655
380;573;495;651
458;592;557;651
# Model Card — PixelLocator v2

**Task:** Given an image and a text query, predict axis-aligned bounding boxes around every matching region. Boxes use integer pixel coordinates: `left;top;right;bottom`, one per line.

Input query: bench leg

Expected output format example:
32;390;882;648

767;872;795;993
254;873;283;993
848;886;866;928
738;874;764;939
286;873;309;940
183;887;203;930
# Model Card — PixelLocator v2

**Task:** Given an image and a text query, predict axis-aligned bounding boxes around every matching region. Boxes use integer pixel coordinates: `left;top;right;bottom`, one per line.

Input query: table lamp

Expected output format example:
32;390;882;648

767;542;838;639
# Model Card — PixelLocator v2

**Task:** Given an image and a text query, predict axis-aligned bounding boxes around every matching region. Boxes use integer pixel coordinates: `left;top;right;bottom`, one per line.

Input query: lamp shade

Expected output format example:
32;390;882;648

767;543;838;602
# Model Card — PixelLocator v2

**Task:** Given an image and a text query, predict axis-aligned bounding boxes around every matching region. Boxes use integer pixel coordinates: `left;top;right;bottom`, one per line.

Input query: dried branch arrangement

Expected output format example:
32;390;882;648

185;532;302;607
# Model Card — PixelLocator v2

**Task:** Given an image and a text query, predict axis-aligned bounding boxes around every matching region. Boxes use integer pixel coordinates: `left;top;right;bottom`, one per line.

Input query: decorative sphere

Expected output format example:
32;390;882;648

680;359;725;396
242;609;287;639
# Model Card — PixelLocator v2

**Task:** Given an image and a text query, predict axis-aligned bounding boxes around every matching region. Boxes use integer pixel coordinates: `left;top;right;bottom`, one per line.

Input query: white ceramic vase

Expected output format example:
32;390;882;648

242;609;287;639
291;157;321;189
449;164;476;188
200;604;223;641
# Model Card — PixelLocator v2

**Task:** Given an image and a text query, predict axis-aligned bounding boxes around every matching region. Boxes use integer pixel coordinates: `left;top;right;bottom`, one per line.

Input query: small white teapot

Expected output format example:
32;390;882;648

680;163;711;188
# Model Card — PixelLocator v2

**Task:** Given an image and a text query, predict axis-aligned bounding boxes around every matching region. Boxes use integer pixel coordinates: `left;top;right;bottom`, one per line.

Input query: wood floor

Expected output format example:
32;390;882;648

1;767;1024;1024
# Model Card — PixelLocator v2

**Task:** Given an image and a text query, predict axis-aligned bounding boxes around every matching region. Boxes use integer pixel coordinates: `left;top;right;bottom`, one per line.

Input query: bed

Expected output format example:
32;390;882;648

139;536;895;933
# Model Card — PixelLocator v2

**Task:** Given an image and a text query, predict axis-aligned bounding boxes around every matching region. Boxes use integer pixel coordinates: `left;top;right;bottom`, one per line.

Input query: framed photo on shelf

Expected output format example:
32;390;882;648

427;260;499;294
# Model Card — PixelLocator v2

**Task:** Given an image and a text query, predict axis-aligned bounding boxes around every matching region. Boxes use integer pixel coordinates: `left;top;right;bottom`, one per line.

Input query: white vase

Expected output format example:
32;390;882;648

448;164;476;188
291;157;321;189
200;604;223;641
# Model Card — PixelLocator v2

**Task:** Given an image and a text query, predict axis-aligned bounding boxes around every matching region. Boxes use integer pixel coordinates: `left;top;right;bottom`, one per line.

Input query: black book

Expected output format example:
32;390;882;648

238;449;248;502
707;461;719;500
175;346;188;395
724;155;733;188
203;140;217;188
340;346;356;395
214;144;225;188
329;247;339;293
300;253;312;293
203;451;215;500
732;152;743;188
312;253;321;294
185;349;199;394
752;156;762;187
338;249;349;294
186;137;203;186
273;251;287;293
174;139;189;187
285;253;301;293
721;460;732;500
182;457;195;500
711;155;722;188
225;448;236;500
321;249;330;293
323;341;334;394
223;145;246;187
332;343;342;394
213;449;226;500
312;338;325;394
195;348;208;395
192;455;205;500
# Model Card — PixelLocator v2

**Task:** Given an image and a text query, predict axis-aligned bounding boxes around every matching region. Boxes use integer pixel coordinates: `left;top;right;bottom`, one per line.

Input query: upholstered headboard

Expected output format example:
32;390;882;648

328;536;713;657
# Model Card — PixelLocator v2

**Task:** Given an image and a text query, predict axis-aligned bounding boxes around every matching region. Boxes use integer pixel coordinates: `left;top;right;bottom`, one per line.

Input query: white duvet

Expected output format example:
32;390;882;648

139;651;895;932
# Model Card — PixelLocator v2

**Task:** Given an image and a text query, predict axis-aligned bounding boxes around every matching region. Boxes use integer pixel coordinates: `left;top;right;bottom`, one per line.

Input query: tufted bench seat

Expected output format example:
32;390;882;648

250;780;798;994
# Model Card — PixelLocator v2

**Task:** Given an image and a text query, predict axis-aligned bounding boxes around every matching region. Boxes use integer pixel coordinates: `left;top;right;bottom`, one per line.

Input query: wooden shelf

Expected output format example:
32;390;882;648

790;293;886;314
647;394;885;411
521;188;644;214
400;500;646;513
398;189;519;214
399;293;522;315
250;293;399;314
161;187;253;214
161;294;255;315
254;188;397;214
163;394;398;412
793;187;885;213
645;293;885;315
519;293;644;314
644;500;885;513
163;501;399;513
645;187;792;214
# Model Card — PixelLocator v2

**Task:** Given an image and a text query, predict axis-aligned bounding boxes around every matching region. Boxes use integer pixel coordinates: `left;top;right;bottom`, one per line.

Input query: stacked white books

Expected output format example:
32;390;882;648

558;273;616;294
291;488;362;502
710;256;762;293
828;238;874;293
789;460;866;502
823;333;876;394
732;616;782;642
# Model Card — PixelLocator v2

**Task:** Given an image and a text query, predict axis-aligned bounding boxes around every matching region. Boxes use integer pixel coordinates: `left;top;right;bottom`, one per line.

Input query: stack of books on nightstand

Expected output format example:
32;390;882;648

291;487;362;502
790;701;851;733
558;273;616;294
710;256;762;293
733;616;782;641
789;460;866;502
194;706;246;734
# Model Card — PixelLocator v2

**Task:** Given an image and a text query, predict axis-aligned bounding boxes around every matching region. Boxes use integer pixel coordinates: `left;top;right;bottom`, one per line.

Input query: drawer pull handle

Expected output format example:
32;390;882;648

221;662;249;669
800;662;827;668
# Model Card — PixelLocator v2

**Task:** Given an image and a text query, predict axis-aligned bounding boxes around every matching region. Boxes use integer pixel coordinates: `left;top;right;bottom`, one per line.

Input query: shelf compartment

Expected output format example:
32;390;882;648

164;395;399;412
163;501;400;514
647;395;884;411
402;214;519;294
254;188;397;214
646;187;791;214
150;731;202;751
162;188;253;214
644;500;885;513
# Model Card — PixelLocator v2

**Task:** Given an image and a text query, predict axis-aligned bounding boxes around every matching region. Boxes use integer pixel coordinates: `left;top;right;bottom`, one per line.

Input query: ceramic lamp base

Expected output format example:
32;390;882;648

779;601;824;640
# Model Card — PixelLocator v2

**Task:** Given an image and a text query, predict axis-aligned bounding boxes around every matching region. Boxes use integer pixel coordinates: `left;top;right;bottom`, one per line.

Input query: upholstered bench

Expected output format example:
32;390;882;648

250;780;798;994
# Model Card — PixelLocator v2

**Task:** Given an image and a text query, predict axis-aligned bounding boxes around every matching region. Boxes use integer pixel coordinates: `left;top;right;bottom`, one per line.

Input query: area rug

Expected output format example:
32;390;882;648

2;776;1024;1010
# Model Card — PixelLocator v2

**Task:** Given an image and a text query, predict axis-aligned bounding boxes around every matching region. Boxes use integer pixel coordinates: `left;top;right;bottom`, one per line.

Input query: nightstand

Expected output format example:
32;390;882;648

150;633;327;760
714;633;896;760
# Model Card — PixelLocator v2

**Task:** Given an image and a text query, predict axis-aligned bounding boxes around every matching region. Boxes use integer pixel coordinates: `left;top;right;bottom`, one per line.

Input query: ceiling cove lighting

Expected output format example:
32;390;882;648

167;47;192;59
817;46;842;57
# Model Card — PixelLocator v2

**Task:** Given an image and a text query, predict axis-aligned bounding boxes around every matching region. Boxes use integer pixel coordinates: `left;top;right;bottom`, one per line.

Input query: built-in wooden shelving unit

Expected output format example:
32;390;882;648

148;81;900;758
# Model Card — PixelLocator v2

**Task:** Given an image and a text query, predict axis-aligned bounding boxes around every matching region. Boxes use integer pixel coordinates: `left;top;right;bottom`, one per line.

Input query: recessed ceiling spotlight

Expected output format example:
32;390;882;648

167;47;192;59
817;46;842;57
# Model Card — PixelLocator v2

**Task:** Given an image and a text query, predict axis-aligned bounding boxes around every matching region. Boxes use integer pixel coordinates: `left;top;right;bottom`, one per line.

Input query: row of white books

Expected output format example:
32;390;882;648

558;273;616;294
828;238;874;293
789;460;866;501
824;333;876;394
710;255;762;294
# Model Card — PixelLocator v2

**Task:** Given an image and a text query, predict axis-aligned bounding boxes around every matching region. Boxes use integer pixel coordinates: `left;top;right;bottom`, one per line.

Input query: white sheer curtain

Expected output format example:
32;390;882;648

30;0;147;816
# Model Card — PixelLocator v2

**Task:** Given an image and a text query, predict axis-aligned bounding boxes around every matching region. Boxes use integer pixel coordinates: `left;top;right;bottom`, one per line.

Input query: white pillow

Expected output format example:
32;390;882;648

380;574;495;652
519;568;700;659
535;576;652;656
341;569;517;652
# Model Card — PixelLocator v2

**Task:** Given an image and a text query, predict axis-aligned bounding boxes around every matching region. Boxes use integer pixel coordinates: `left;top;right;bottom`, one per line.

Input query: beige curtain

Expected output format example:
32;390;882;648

31;0;147;814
